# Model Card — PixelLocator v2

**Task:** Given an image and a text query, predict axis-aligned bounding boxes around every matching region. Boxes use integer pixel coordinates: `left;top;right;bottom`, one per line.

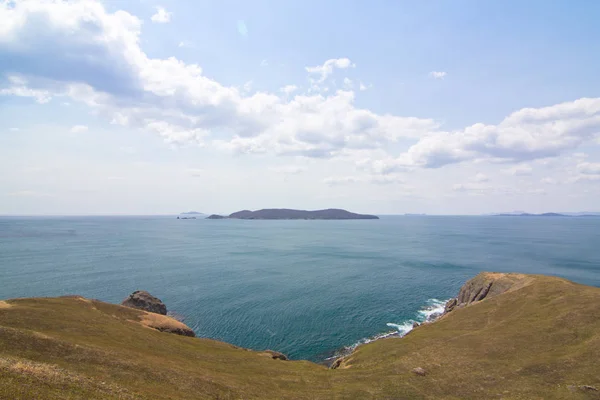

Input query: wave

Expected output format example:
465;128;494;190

325;298;449;363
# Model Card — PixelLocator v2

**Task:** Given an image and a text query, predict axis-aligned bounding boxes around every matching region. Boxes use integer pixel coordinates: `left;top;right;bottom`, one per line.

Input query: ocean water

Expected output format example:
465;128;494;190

1;215;599;361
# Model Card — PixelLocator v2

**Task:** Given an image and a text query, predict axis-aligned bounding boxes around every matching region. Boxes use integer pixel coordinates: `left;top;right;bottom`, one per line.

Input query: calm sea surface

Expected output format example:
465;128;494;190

1;216;599;361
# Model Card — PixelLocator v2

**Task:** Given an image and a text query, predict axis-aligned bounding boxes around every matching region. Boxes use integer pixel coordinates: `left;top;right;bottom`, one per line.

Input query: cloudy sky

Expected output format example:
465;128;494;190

1;0;600;215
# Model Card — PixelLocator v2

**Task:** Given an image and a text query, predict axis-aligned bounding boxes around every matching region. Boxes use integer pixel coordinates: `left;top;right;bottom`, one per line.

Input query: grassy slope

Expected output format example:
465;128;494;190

1;274;600;399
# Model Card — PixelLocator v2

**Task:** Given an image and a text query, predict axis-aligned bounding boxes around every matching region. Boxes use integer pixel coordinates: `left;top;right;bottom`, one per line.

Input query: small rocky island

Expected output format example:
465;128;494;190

207;208;379;220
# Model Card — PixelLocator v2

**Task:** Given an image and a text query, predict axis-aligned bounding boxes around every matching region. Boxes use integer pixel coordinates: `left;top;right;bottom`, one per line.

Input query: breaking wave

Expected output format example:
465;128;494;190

325;298;449;363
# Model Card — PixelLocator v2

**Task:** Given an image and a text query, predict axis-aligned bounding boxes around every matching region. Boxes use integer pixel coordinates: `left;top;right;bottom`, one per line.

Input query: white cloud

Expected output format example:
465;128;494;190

9;128;19;132
1;2;439;153
504;164;533;176
119;146;136;154
178;41;194;48
151;7;171;23
280;85;298;95
577;161;600;175
324;174;405;186
1;0;599;189
1;82;52;103
391;98;600;169
429;71;447;79
452;183;546;196
359;82;369;91
270;165;307;175
187;168;203;177
237;20;248;37
568;161;600;182
145;120;208;145
70;125;88;133
569;174;600;183
260;59;268;67
541;177;557;185
343;77;353;89
472;173;489;182
242;80;253;93
323;176;359;186
306;58;355;83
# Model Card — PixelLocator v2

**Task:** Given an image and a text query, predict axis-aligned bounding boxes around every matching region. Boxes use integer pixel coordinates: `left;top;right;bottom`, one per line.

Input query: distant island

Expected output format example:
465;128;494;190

207;208;379;220
492;211;600;217
206;214;227;219
180;211;203;215
494;212;567;217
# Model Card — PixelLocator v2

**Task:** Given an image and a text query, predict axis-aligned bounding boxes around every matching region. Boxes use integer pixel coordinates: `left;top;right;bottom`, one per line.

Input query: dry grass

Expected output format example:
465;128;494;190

1;273;600;399
479;271;535;291
0;301;12;309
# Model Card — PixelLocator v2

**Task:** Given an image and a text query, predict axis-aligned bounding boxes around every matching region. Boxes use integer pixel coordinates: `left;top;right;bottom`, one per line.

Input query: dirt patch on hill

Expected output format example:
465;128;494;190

0;301;12;309
136;312;196;337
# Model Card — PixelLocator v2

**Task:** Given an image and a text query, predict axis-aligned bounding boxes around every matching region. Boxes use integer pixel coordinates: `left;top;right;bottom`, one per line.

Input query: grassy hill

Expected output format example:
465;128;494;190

1;273;600;399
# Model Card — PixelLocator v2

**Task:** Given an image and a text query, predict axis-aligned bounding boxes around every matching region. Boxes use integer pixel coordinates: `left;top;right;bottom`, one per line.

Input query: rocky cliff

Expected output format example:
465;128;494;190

121;290;195;337
122;290;168;315
443;272;534;313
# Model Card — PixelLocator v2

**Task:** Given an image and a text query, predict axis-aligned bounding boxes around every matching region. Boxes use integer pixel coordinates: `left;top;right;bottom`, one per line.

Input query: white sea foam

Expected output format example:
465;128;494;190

329;298;450;362
416;298;447;322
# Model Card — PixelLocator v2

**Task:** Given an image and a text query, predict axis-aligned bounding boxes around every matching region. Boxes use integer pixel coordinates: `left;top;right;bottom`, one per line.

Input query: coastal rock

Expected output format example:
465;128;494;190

121;290;167;315
262;350;288;360
444;272;534;314
412;322;420;328
444;298;457;313
412;367;427;376
206;214;226;219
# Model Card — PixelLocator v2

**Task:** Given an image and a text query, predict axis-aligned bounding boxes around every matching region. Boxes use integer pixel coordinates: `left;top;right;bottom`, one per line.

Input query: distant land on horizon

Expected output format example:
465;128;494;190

206;208;379;220
493;212;600;217
180;211;204;215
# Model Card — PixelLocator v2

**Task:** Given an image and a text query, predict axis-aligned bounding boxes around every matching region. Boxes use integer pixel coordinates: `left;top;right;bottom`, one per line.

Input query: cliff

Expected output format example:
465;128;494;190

443;272;534;313
1;273;599;399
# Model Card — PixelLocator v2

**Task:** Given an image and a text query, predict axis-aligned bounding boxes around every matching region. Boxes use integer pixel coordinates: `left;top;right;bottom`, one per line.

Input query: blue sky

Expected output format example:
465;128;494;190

1;0;600;215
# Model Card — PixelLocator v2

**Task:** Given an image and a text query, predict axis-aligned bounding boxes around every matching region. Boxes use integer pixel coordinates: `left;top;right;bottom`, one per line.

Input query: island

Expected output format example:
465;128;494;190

206;214;226;219
206;208;379;220
493;212;567;217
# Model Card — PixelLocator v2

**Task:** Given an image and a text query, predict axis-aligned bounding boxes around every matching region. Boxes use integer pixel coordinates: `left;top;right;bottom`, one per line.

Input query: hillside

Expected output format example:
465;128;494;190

226;208;379;220
1;273;600;399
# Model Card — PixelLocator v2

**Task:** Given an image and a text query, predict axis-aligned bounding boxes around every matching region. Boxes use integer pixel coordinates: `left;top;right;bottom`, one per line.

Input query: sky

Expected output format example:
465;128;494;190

1;0;600;215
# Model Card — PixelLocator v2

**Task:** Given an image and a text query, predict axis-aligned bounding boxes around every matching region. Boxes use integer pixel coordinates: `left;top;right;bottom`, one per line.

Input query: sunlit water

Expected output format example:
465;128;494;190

1;216;599;361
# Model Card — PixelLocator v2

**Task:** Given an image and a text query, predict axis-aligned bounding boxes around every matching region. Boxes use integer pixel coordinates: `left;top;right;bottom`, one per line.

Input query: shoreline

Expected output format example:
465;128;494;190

323;298;449;367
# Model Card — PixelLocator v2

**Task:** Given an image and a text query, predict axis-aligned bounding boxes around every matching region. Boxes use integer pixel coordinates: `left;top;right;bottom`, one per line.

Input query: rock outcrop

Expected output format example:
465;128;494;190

444;272;533;314
121;291;195;337
261;350;288;360
121;290;167;315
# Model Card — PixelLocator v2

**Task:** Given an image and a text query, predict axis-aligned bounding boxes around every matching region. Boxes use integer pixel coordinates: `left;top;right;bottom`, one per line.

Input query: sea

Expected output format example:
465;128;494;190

1;215;599;362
